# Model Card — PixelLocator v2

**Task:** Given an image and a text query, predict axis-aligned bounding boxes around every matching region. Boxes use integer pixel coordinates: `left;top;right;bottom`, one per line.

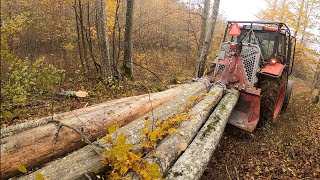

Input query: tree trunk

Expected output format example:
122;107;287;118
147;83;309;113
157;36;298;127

127;86;224;179
123;0;135;78
1;87;184;179
73;0;86;75
197;0;210;54
196;0;220;78
166;89;239;180
78;0;91;73
17;80;210;180
96;0;113;80
195;0;210;77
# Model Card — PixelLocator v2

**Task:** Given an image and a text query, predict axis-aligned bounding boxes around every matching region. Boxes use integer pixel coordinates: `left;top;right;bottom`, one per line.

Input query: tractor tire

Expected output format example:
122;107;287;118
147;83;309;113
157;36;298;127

259;75;287;127
282;80;293;111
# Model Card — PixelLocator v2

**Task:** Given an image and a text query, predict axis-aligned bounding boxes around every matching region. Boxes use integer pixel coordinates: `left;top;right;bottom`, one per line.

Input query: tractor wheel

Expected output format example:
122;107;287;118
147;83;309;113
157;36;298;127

259;75;287;127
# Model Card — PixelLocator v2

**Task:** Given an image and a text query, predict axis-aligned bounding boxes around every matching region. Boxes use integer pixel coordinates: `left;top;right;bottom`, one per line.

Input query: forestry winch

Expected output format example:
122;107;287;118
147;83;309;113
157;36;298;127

210;21;296;132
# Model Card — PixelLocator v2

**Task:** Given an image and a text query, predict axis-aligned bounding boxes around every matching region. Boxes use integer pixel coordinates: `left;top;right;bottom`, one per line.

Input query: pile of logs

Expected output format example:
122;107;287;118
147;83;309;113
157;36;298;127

1;79;240;180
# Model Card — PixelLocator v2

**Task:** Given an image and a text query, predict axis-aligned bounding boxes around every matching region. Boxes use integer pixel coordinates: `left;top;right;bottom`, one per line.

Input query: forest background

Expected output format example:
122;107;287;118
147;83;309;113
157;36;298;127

1;0;319;127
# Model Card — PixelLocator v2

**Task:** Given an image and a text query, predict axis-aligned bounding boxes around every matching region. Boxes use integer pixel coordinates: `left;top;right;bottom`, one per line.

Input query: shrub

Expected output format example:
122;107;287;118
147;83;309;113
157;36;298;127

1;57;63;105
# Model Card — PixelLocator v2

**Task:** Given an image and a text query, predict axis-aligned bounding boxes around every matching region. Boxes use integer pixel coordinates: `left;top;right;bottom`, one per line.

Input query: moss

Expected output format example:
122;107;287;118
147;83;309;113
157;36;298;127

220;104;226;110
201;116;221;138
173;171;184;177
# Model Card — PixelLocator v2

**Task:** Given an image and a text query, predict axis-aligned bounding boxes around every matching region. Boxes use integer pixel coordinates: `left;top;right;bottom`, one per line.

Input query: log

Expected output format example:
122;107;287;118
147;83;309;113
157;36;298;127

0;85;184;179
56;90;89;98
18;80;210;180
166;89;240;180
127;85;224;179
1;93;149;138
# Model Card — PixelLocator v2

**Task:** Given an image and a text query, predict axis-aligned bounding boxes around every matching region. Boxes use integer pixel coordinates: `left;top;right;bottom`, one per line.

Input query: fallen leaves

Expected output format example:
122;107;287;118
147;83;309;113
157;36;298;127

202;80;320;179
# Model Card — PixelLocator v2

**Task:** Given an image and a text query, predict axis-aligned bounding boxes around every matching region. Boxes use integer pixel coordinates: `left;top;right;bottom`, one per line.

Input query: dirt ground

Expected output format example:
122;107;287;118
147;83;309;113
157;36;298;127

202;79;320;180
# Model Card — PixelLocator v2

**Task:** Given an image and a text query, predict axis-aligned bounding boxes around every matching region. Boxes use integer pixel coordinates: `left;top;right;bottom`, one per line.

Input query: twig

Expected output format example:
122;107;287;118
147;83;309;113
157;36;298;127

234;166;240;180
225;165;232;180
147;89;155;131
49;119;104;155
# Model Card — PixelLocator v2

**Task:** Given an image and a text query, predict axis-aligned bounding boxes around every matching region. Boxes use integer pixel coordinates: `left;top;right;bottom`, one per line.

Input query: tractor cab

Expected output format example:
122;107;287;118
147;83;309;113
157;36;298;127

211;21;296;132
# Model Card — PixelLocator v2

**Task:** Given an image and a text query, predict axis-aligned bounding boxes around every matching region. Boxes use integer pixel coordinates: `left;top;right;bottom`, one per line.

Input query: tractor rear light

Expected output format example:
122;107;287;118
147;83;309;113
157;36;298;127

269;58;278;65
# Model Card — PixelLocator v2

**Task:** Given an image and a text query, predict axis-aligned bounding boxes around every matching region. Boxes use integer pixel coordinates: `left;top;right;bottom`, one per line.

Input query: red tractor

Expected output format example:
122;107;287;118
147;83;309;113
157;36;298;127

211;21;296;132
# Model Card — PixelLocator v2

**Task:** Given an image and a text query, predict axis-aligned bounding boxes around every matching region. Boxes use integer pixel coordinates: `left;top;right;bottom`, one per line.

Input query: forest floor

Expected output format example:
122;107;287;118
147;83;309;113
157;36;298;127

1;79;170;128
202;78;320;179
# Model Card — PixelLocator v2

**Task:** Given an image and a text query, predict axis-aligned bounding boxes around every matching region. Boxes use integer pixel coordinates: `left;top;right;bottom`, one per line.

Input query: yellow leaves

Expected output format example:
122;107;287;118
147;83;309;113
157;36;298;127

146;164;162;178
116;133;127;146
168;128;176;134
111;170;120;179
119;164;129;175
101;130;154;179
141;112;190;150
92;168;100;174
101;158;109;165
35;173;45;180
108;124;119;134
189;96;196;103
99;93;199;179
111;133;134;159
17;164;27;173
101;124;119;143
101;134;113;143
137;163;161;180
62;42;74;51
209;91;216;96
128;152;141;161
145;117;151;127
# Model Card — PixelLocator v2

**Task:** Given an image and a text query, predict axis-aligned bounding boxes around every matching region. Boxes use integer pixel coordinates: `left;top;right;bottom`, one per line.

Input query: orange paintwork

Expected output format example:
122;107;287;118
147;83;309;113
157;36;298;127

260;63;285;76
229;23;241;36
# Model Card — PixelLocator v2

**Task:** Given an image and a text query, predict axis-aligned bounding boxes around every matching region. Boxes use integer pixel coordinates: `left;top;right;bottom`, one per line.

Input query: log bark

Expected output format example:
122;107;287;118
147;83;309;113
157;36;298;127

166;89;239;180
0;86;184;179
0;93;150;139
17;80;210;180
127;86;224;179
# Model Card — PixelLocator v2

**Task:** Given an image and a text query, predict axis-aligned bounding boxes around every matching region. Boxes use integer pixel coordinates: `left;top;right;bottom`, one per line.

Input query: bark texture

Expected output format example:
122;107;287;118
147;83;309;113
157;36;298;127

17;80;210;180
0;87;183;179
128;86;224;179
195;0;211;77
196;0;221;78
123;0;135;77
96;0;112;79
166;89;239;180
0;94;149;139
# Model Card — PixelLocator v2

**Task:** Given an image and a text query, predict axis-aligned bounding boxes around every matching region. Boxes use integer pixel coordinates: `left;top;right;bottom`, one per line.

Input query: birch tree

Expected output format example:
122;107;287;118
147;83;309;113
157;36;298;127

96;0;113;80
196;0;221;78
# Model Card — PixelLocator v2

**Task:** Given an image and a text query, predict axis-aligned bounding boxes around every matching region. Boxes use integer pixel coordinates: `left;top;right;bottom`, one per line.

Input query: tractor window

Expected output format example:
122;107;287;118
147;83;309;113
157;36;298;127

278;35;285;56
261;40;274;60
238;30;279;60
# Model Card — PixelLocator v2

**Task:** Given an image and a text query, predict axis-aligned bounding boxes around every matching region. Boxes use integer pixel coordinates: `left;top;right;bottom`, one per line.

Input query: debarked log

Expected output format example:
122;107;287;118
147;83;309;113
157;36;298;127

17;79;210;180
127;85;224;179
0;84;185;179
1;93;151;139
166;89;240;180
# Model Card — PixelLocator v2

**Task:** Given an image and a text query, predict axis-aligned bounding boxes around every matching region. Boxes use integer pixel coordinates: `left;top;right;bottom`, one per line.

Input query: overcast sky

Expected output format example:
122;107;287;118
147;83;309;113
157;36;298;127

219;0;267;21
